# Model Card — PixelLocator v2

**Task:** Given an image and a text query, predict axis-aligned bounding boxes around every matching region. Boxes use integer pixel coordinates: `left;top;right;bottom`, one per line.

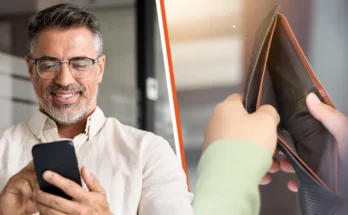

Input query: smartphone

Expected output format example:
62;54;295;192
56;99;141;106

32;140;82;200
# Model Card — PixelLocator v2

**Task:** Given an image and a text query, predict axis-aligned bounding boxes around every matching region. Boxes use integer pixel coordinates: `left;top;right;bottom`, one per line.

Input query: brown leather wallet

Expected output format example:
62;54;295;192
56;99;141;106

243;6;342;215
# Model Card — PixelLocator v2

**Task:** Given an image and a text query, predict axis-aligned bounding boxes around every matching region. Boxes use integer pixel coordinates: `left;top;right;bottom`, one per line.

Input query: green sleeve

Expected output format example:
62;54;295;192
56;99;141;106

192;139;272;215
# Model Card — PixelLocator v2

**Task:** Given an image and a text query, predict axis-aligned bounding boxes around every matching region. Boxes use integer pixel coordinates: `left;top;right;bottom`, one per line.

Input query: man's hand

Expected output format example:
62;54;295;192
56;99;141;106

203;93;280;155
34;166;111;215
261;92;348;192
0;161;38;215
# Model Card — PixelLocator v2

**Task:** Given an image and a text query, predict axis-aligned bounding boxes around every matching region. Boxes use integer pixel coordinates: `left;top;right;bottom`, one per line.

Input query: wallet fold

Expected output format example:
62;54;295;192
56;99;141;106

243;6;342;215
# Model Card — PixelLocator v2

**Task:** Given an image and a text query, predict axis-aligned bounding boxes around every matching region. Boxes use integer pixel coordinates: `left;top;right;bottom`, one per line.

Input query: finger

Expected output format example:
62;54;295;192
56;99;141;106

221;93;246;113
274;148;280;155
25;195;38;215
5;176;33;200
36;202;66;215
18;175;37;198
34;189;81;214
212;94;246;119
81;166;105;194
43;171;86;201
23;171;38;190
22;161;35;172
269;158;280;173
18;161;37;190
5;170;37;200
306;93;348;143
224;93;243;103
256;104;280;125
287;179;299;192
260;173;272;185
280;159;295;173
20;161;38;191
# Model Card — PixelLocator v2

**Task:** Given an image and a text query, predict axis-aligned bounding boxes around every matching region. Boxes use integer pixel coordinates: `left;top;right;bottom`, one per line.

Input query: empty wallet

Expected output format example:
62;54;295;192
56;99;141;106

243;6;343;215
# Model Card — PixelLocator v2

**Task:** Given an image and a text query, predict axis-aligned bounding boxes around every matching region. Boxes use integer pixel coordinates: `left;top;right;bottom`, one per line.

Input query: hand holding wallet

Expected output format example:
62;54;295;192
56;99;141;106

243;6;343;215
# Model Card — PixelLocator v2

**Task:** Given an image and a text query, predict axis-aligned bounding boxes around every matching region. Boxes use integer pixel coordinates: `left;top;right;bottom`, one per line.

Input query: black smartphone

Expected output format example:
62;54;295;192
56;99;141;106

32;140;82;200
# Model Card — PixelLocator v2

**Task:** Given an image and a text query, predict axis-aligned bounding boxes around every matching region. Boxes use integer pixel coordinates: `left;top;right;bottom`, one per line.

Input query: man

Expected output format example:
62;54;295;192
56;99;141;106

0;3;193;215
193;92;348;214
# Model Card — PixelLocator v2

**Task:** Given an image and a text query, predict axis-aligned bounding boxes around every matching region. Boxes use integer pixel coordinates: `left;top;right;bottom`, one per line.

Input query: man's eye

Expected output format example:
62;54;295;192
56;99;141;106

74;64;88;67
39;62;56;70
72;60;90;70
39;59;55;65
42;64;54;68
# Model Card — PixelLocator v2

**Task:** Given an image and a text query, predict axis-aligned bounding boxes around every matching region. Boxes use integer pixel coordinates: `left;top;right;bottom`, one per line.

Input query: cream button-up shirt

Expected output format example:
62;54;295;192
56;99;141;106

0;107;194;215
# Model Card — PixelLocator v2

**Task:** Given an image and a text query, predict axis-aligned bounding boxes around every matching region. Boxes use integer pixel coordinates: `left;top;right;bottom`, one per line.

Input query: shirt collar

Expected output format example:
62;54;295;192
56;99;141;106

28;106;107;141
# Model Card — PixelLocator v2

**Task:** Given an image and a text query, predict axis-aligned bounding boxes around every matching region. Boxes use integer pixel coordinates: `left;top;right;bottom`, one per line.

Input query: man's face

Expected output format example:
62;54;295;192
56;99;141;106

26;27;106;125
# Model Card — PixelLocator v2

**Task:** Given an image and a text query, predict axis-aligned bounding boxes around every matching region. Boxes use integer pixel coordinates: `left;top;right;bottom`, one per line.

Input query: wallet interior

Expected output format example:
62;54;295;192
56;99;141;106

255;15;337;191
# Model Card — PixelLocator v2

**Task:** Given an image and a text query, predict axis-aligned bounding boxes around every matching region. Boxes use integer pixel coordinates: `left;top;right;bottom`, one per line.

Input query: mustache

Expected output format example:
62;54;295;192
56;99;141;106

46;83;85;94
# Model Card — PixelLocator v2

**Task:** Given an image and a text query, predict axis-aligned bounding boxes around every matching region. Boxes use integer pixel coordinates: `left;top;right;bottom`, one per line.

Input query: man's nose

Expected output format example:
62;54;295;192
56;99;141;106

54;63;75;87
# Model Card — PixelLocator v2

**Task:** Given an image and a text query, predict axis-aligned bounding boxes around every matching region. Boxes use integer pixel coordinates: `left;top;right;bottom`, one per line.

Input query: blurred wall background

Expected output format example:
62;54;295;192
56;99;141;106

166;0;348;214
0;0;176;148
1;0;347;213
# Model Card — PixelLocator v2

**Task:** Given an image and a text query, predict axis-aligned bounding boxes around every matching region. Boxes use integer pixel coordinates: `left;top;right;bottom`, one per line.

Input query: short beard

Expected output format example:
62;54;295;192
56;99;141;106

37;84;99;126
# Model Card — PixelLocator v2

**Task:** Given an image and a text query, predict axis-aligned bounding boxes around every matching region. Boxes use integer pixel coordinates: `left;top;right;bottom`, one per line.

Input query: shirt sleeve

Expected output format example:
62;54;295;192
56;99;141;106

138;133;194;215
193;139;272;215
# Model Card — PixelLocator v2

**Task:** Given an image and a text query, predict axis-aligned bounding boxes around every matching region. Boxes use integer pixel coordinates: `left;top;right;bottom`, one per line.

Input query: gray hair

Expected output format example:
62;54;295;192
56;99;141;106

27;3;103;56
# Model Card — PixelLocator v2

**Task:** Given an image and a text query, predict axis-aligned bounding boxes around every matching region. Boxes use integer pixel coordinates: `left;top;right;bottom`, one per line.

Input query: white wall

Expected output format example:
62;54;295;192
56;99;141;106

0;52;38;129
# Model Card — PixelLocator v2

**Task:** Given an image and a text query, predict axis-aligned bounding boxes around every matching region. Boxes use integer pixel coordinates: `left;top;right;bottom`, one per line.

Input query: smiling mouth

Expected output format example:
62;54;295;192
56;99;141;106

55;93;78;98
51;92;80;105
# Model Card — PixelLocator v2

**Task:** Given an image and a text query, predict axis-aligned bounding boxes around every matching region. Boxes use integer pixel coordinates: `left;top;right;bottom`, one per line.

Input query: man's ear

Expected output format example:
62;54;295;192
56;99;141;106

97;54;106;83
25;55;34;80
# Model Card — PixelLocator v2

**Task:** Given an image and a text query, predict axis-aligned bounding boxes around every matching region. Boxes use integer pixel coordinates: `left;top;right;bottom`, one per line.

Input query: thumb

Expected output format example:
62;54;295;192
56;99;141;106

81;166;105;195
256;104;280;126
306;93;348;144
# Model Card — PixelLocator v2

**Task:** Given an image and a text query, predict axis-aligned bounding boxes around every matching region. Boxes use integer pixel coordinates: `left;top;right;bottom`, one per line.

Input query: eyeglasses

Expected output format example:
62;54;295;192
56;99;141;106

30;56;100;79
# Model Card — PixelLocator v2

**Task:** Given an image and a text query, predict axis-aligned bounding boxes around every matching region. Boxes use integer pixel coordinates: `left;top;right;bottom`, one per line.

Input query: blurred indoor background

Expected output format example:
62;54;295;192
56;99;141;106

2;0;348;214
165;0;348;214
0;0;177;149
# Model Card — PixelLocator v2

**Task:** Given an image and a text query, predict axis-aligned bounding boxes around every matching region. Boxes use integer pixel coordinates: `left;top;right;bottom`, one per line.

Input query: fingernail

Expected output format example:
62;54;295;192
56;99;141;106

85;167;90;176
308;93;321;105
43;171;52;180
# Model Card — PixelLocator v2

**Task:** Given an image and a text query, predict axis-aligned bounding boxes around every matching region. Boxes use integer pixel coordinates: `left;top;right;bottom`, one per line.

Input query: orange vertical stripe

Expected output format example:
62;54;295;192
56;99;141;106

159;0;190;190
